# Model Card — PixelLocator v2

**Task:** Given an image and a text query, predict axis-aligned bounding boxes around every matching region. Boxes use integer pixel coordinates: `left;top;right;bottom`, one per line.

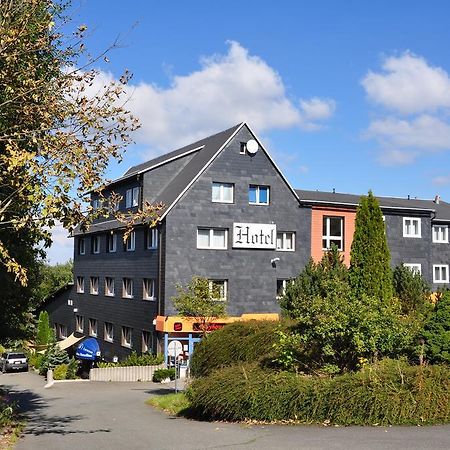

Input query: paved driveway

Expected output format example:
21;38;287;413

1;371;449;450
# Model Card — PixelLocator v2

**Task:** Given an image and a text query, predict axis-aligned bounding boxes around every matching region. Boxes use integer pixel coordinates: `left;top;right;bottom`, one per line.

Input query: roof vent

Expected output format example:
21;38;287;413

434;195;441;204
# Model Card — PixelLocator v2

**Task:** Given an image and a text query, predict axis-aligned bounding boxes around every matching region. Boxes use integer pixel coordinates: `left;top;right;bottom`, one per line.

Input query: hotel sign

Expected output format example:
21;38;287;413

233;223;276;249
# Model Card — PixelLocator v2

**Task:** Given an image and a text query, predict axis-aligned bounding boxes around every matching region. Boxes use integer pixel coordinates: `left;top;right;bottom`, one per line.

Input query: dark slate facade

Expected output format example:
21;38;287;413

42;123;450;361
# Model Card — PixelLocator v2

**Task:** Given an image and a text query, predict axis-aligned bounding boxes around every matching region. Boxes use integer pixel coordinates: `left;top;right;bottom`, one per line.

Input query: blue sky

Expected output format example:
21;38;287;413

47;0;450;263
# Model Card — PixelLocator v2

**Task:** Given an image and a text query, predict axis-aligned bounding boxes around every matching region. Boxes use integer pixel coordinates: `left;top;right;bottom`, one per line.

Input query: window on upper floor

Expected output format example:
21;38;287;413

403;217;421;238
212;182;234;203
121;326;132;348
404;263;422;275
239;142;247;154
125;231;135;251
107;233;117;253
75;315;84;333
322;216;344;251
76;276;84;293
142;330;152;353
209;279;227;301
432;225;448;243
88;318;98;337
90;276;99;295
197;228;228;249
92;235;100;254
276;232;295;251
104;322;114;342
122;278;133;298
433;264;449;283
126;187;140;208
146;228;158;249
143;278;156;300
92;198;100;210
78;238;85;255
105;277;115;297
249;185;269;205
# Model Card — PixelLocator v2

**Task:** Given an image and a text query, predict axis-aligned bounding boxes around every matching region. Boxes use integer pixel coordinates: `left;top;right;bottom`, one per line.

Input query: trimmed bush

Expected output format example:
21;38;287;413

153;368;176;382
97;352;163;368
53;364;68;380
187;359;450;425
190;320;285;378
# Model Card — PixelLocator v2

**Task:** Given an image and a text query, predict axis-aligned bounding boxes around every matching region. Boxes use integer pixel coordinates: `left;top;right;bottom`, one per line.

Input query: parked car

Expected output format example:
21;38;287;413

0;352;28;373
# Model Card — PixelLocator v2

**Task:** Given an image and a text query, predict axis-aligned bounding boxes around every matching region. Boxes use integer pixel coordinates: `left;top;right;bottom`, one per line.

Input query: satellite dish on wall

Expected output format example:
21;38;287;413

246;139;259;155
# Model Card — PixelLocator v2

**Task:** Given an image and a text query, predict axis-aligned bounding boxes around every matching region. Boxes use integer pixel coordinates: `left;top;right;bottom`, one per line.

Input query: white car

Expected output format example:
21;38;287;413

1;352;29;373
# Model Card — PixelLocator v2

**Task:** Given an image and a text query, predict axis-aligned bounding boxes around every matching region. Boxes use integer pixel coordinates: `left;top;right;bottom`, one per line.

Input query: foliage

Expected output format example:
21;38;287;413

423;291;450;364
280;245;350;319
28;352;44;370
97;352;163;368
172;276;227;335
146;393;190;415
349;191;393;301
35;311;54;347
33;260;73;303
39;339;69;375
393;264;431;316
66;358;78;379
187;360;450;425
53;358;77;380
53;363;67;380
190;320;285;378
152;368;176;382
0;389;17;428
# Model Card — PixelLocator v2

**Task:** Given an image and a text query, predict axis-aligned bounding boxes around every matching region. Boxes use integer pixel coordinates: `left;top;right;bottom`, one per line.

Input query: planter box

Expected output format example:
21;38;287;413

89;364;165;382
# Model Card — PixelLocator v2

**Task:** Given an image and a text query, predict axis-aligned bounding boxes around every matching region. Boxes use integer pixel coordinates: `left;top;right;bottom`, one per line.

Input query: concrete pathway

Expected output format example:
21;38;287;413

1;371;449;450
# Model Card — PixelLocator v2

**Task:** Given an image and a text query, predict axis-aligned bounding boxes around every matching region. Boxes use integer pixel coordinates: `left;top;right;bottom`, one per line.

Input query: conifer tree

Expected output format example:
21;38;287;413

349;191;393;301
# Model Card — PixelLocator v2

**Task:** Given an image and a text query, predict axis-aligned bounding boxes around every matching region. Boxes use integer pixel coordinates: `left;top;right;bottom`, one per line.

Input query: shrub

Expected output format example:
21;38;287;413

423;291;450;364
97;352;163;368
53;364;68;380
0;389;16;428
153;368;176;382
66;358;78;379
190;320;285;378
187;359;450;425
36;311;54;347
28;352;44;370
39;341;69;375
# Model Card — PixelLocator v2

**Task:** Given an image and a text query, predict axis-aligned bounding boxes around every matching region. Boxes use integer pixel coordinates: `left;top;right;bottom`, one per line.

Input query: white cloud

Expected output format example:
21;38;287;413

45;222;73;264
95;41;335;155
362;52;450;114
432;175;450;186
362;52;450;165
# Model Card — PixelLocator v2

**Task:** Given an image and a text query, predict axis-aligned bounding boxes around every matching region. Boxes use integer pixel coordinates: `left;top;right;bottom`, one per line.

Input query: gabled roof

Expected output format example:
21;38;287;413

296;189;450;221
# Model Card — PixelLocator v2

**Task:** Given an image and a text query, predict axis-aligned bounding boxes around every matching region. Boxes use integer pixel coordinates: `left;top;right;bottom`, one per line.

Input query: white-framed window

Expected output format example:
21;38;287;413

59;324;68;339
125;231;135;251
433;264;449;283
121;326;132;348
126;187;140;208
75;315;84;333
322;216;344;250
432;225;449;243
142;330;152;353
404;263;422;275
276;232;295;251
90;276;99;295
88;318;98;337
403;217;421;238
92;198;100;210
212;182;234;203
197;228;228;249
105;277;115;297
67;299;73;306
108;233;117;252
76;276;84;293
249;185;269;205
104;322;114;342
209;279;227;301
276;279;293;298
143;278;156;300
78;238;85;255
92;235;100;254
122;278;133;298
146;228;158;249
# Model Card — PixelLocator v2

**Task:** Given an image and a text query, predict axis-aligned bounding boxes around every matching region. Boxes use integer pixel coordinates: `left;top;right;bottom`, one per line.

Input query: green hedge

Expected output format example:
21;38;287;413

98;352;163;368
153;368;176;382
187;359;450;425
190;320;286;378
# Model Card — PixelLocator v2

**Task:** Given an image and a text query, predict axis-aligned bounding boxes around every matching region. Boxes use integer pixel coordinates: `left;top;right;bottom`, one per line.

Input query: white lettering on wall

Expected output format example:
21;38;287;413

233;223;276;249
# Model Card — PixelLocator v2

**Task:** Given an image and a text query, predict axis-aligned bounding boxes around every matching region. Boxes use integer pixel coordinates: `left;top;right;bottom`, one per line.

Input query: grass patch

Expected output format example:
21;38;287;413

146;393;190;415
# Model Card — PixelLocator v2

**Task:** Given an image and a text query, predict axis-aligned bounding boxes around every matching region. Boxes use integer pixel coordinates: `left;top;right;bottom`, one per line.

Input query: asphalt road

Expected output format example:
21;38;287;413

1;371;449;450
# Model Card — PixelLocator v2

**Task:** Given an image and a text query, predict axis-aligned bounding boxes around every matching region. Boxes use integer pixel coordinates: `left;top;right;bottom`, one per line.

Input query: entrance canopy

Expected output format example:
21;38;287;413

76;338;101;361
